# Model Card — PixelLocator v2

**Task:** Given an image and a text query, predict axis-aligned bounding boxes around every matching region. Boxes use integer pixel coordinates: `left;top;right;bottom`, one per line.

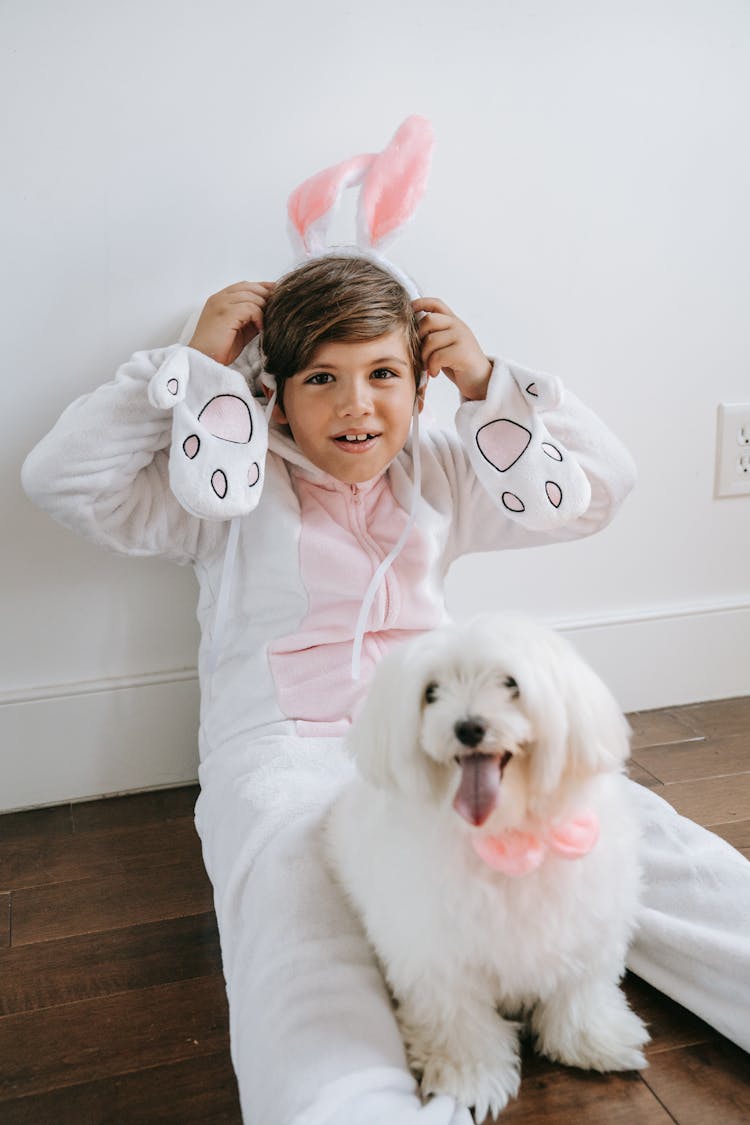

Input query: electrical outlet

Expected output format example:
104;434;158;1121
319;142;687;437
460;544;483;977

716;403;750;497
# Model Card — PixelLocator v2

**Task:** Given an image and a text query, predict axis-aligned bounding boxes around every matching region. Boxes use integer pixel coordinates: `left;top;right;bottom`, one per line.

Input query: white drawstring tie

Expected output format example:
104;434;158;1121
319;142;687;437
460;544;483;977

350;396;422;681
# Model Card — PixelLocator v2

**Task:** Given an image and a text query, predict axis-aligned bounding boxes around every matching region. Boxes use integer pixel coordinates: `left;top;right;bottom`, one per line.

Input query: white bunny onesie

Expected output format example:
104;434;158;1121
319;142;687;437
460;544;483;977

21;116;750;1122
21;338;750;1123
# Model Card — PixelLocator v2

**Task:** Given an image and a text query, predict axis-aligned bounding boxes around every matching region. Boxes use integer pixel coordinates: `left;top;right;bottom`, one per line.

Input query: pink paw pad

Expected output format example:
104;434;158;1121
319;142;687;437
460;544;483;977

476;419;532;472
183;435;200;459
211;470;228;498
502;492;525;513
198;395;253;444
545;481;562;508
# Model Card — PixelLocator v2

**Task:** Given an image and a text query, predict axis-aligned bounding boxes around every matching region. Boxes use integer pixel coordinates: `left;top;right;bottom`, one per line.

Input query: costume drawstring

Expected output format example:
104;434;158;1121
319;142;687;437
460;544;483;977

346;249;422;679
350;394;422;681
207;389;277;676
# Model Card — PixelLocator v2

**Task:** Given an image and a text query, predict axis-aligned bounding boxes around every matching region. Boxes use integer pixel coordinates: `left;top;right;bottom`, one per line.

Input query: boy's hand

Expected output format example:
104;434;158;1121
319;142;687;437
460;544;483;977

188;282;275;366
413;297;492;401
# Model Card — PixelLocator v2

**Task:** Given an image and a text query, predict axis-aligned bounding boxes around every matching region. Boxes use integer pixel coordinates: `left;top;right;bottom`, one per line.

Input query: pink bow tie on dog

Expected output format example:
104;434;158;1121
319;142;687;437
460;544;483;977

472;810;600;877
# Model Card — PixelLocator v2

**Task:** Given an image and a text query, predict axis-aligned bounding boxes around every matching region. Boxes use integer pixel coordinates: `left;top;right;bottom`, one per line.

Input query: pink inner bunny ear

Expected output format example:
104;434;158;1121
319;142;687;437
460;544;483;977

360;115;435;247
288;153;373;255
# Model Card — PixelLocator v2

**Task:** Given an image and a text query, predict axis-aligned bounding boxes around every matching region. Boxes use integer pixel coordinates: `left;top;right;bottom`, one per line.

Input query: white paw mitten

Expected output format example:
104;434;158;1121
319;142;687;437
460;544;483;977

457;362;591;530
148;347;268;520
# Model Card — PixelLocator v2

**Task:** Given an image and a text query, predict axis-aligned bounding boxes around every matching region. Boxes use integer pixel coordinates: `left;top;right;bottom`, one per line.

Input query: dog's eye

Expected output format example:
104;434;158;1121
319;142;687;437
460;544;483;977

424;681;439;704
503;676;519;693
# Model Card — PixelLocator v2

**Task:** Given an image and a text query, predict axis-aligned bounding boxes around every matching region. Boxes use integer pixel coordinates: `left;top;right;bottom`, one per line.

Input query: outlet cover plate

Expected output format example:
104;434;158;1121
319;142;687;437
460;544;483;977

715;403;750;497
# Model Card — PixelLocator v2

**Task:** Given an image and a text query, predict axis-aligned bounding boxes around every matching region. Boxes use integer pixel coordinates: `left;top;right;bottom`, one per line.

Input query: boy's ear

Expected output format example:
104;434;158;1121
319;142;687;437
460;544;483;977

263;383;288;424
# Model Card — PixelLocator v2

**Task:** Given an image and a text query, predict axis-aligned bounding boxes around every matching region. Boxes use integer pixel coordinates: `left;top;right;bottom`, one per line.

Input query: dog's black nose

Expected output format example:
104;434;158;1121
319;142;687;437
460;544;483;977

454;717;486;748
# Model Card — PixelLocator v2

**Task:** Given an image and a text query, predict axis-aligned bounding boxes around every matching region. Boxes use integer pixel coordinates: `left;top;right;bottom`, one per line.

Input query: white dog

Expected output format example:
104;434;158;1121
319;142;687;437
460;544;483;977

325;615;649;1120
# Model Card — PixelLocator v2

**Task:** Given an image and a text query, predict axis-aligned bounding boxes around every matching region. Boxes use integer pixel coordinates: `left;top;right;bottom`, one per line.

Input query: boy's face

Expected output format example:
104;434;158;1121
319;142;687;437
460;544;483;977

272;330;424;484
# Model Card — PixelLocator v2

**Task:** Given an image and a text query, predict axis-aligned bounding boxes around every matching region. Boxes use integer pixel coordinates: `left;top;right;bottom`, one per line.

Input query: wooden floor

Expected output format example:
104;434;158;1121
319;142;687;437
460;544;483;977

1;698;749;1124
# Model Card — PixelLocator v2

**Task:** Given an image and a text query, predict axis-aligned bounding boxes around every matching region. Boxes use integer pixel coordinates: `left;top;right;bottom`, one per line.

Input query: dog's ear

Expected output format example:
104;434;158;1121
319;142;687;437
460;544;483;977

347;643;445;799
517;629;630;794
518;658;569;795
562;646;631;776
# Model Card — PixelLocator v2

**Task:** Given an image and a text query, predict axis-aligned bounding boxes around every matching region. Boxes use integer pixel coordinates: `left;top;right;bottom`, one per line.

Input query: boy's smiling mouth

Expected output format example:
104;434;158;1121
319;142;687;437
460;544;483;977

333;431;381;450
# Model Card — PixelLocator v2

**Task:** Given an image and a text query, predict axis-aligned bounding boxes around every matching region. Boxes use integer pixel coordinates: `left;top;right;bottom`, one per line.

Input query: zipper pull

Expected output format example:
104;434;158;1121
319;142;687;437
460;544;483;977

350;483;360;503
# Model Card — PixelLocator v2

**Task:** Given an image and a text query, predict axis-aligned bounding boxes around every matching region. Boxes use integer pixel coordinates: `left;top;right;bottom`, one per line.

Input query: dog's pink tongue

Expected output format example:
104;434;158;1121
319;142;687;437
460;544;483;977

452;754;502;826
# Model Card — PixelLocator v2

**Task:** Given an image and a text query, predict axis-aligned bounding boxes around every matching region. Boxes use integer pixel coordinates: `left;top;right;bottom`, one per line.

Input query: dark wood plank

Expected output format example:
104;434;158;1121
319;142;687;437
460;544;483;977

482;1054;671;1124
633;732;750;785
674;697;750;741
710;819;750;851
626;708;703;750
1;892;10;948
0;802;74;842
623;973;718;1054
0;913;222;1016
71;785;199;832
10;857;213;946
0;975;231;1101
0;1051;241;1124
0;816;203;893
627;761;663;791
641;1039;750;1124
658;772;750;827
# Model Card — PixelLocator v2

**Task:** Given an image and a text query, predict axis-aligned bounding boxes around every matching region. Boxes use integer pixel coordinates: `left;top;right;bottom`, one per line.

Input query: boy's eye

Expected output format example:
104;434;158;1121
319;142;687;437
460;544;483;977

305;372;333;385
371;368;397;380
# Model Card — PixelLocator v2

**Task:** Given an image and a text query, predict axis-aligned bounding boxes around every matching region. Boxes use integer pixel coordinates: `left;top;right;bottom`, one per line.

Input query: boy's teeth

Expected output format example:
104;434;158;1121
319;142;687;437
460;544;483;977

342;434;373;442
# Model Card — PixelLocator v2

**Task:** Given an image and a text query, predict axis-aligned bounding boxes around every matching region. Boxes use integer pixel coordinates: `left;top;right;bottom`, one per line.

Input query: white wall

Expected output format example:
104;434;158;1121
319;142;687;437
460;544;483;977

3;0;750;811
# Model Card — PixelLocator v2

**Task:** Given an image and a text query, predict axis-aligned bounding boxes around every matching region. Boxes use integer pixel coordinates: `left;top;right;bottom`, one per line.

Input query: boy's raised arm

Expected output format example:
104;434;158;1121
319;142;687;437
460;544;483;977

420;346;636;562
21;345;225;563
22;283;276;561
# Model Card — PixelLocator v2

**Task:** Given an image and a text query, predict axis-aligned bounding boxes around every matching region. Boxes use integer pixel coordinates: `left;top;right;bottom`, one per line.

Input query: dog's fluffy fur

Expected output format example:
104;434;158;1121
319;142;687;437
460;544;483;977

325;615;649;1119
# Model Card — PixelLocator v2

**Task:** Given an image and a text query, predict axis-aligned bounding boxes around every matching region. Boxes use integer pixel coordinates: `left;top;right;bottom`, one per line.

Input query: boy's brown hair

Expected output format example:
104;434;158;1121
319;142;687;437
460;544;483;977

261;255;422;409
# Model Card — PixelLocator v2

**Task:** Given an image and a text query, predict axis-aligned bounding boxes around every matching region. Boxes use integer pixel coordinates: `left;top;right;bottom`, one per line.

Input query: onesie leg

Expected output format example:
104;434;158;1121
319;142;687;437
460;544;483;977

194;735;472;1125
626;781;750;1052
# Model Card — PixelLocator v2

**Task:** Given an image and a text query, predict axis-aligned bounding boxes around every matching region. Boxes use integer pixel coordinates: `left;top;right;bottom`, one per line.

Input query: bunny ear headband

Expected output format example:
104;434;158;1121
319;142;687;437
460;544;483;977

286;114;433;297
257;114;434;399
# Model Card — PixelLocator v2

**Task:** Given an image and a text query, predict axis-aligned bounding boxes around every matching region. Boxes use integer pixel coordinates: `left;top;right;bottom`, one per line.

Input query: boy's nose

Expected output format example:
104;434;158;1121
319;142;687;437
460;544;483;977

336;379;373;416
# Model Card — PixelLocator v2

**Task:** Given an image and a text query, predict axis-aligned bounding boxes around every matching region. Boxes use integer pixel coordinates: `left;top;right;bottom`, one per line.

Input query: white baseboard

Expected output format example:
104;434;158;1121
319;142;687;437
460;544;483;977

0;673;200;814
1;600;748;813
554;598;750;713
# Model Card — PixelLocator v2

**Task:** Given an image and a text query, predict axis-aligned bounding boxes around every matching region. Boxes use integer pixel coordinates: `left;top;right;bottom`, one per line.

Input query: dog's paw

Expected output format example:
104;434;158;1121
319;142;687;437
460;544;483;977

534;985;650;1073
421;1052;520;1121
562;1004;650;1073
417;1027;521;1121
